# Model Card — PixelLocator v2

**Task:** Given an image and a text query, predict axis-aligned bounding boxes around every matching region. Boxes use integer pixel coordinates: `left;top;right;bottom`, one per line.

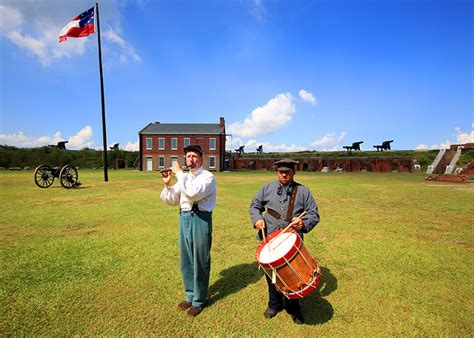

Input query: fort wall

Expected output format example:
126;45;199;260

232;156;414;173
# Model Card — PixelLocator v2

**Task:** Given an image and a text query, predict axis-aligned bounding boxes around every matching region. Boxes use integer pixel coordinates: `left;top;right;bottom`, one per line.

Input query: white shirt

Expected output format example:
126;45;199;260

160;167;216;212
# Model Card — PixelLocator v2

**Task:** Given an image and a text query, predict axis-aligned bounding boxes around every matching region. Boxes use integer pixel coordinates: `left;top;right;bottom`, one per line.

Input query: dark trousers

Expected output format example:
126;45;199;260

265;274;300;313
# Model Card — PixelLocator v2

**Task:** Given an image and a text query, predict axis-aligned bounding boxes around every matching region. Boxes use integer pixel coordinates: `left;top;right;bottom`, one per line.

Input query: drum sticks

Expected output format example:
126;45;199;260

281;210;307;234
264;210;307;247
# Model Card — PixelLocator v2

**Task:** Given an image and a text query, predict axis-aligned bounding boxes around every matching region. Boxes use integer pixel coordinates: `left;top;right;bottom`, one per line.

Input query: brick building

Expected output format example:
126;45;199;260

138;117;226;171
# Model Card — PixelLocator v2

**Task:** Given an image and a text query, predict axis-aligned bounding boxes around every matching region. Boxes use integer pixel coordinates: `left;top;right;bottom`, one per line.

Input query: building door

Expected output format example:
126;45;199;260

146;156;153;171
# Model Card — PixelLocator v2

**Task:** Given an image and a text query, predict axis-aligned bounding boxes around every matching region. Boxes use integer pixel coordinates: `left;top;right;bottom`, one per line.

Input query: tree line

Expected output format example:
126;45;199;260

0;145;139;169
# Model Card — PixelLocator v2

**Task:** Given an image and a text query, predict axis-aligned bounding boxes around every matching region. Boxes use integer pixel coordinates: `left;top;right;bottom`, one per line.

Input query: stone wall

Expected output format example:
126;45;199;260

462;161;474;175
232;156;414;173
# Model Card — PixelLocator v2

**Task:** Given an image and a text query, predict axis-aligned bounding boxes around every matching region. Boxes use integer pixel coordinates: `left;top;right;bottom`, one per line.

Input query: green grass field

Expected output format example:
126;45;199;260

1;169;473;335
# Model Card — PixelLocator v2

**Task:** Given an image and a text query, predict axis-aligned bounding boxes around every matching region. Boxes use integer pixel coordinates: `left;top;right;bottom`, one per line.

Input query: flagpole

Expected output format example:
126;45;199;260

95;2;109;182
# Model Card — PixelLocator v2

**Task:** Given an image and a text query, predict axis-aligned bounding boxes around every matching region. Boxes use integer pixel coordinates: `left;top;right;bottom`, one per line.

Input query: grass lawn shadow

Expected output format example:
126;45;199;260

302;266;337;325
207;262;261;307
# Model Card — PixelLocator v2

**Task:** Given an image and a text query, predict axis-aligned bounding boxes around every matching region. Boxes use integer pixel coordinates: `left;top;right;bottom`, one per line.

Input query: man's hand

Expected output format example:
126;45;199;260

161;170;172;186
171;161;182;174
291;217;304;230
255;219;265;231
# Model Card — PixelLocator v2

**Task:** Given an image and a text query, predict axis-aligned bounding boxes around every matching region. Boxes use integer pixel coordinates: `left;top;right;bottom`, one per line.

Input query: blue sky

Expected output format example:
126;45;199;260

1;0;473;152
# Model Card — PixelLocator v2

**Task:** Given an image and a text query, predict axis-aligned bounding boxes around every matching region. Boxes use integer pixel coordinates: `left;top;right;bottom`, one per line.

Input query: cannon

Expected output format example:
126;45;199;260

373;140;393;151
235;145;245;154
49;141;69;150
34;165;80;189
343;141;364;154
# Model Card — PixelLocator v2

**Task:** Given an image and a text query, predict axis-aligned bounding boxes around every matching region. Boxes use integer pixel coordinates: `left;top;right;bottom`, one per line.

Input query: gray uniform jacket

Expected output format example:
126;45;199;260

249;180;320;240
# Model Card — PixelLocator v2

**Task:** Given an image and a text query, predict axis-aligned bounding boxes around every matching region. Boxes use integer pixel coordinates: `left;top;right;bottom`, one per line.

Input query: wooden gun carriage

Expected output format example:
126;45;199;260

34;165;80;189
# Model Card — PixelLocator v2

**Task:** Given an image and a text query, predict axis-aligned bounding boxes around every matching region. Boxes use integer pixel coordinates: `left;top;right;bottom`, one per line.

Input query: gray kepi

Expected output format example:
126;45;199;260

273;158;299;171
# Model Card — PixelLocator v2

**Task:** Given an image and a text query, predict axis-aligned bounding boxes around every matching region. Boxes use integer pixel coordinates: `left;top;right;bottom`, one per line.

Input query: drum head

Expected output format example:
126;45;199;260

258;232;298;265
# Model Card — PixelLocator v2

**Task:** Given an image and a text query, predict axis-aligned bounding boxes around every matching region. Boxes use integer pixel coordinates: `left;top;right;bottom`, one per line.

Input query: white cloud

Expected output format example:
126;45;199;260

299;89;317;105
0;3;90;66
249;0;266;24
228;93;295;139
415;141;451;150
0;4;22;31
229;137;306;153
246;139;306;153
415;125;473;150
0;126;95;149
455;126;474;144
415;144;429;150
123;141;139;151
0;1;140;66
310;132;346;151
0;131;61;148
103;26;141;63
68;126;94;149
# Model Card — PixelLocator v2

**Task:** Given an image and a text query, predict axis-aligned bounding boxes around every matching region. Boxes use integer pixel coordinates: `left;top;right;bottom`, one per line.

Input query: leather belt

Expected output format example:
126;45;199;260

180;203;200;214
266;185;299;222
266;208;286;221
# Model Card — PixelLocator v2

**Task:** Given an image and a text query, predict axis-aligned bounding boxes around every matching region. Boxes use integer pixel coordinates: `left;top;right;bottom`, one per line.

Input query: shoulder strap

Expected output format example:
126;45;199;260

285;184;299;222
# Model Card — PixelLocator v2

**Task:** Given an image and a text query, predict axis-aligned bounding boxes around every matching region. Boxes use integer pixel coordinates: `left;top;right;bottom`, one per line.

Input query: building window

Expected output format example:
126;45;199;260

146;138;152;150
171;156;178;165
158;156;165;168
209;156;216;169
184;138;190;148
209;138;216;150
159;138;165;150
171;138;177;150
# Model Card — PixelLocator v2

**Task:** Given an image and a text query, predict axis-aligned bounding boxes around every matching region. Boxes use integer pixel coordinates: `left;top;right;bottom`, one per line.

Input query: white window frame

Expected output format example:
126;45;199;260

170;156;178;165
209;138;216;150
171;138;178;150
183;138;190;148
209;156;216;169
146;138;152;150
158;156;165;168
159;138;165;150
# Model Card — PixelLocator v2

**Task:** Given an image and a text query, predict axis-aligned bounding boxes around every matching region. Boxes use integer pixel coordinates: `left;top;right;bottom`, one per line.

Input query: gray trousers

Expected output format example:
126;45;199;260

179;210;212;308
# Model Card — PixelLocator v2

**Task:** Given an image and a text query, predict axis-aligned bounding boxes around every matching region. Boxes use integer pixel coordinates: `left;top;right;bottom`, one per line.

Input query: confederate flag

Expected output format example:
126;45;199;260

59;7;95;43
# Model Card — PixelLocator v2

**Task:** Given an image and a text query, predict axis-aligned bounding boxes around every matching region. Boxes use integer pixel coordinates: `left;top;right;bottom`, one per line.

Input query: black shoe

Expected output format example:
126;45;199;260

290;311;305;325
263;307;281;319
177;301;192;311
187;306;202;317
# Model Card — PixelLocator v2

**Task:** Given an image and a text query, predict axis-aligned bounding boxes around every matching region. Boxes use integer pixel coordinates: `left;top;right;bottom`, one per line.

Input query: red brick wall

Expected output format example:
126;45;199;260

232;157;414;173
462;161;474;175
450;143;474;150
141;134;223;171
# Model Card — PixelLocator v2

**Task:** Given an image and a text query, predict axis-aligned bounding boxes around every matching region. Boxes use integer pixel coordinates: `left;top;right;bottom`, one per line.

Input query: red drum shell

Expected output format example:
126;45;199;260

256;229;322;299
255;229;302;268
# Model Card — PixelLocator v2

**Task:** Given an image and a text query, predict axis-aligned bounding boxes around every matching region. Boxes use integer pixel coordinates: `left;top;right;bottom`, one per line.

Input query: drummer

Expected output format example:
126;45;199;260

249;158;320;324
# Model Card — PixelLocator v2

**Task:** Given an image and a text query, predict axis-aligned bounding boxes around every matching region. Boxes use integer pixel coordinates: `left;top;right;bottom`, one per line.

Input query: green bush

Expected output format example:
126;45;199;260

0;145;138;169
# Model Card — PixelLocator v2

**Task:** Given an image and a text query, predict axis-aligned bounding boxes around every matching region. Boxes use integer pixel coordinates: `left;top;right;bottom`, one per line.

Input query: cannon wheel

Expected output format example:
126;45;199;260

34;165;55;188
59;165;79;189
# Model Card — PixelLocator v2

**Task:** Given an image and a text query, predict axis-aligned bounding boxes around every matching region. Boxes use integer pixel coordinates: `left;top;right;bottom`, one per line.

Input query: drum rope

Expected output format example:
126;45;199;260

294;243;317;271
284;256;303;283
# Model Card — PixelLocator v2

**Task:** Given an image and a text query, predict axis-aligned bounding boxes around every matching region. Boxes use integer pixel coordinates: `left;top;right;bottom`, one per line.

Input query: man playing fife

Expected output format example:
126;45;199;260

250;158;320;324
160;145;216;317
